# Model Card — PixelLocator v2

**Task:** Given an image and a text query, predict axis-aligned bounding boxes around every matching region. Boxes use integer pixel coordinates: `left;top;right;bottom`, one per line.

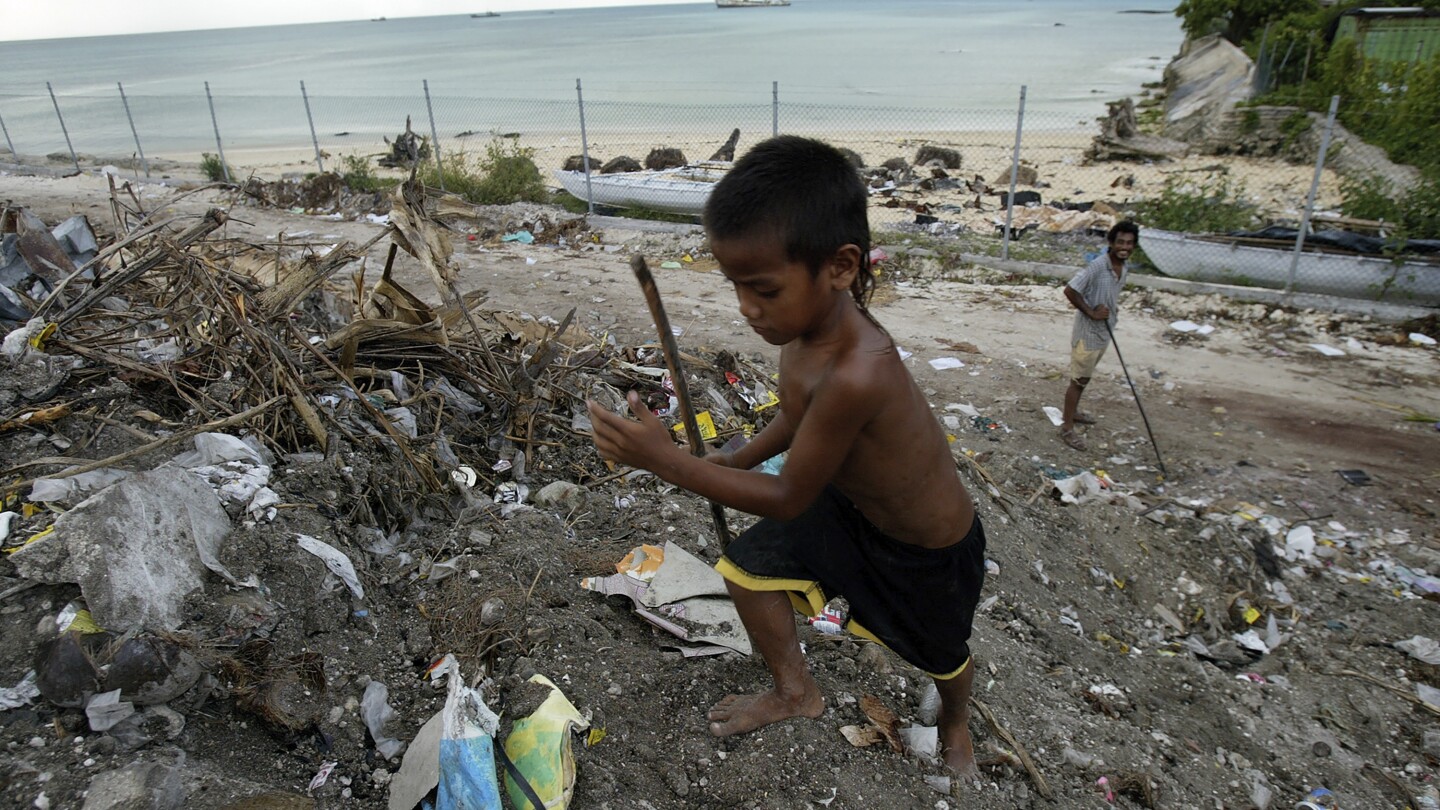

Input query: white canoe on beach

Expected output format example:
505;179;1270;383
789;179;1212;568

554;164;728;215
1141;228;1440;306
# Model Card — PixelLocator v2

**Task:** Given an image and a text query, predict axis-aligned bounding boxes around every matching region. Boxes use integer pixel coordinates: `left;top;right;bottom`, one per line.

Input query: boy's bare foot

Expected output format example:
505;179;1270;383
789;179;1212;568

707;688;824;737
940;719;981;781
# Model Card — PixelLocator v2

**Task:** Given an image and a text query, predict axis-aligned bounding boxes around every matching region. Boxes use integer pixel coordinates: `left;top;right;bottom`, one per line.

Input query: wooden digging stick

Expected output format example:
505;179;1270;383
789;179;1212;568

630;255;733;549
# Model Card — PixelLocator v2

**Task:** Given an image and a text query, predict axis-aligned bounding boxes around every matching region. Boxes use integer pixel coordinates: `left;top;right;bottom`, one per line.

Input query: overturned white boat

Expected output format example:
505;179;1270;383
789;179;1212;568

1141;227;1440;306
554;163;728;215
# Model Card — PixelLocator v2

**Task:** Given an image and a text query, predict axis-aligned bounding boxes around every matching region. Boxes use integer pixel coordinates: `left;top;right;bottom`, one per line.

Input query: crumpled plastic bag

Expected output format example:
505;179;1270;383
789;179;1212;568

1395;635;1440;666
28;468;132;504
435;654;501;810
362;680;406;760
503;675;589;810
297;534;365;600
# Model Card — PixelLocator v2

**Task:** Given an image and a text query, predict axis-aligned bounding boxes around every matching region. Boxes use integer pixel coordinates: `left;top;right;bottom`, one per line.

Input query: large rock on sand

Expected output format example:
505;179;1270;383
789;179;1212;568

1163;35;1256;143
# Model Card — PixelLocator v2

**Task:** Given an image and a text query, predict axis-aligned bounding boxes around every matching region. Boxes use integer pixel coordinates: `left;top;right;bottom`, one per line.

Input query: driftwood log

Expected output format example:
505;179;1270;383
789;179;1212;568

1087;98;1188;163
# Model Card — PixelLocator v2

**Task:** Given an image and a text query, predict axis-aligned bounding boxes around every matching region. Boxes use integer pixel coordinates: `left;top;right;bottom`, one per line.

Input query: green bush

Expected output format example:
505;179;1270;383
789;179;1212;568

1342;171;1440;237
418;137;547;206
199;152;235;183
1136;171;1259;233
339;154;398;194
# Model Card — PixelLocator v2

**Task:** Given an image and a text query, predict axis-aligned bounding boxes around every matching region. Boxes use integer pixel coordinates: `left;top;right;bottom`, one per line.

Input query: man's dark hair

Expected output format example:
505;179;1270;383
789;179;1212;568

1108;220;1140;243
704;136;875;313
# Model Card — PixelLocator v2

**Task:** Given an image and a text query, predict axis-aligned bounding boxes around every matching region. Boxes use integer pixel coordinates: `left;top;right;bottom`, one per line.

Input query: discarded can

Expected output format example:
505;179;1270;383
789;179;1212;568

807;607;845;635
1295;787;1338;810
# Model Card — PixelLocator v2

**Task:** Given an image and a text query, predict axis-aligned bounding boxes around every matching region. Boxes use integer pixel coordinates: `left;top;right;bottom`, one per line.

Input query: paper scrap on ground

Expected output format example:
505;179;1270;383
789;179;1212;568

1308;344;1346;357
1043;406;1064;427
1167;320;1215;336
946;402;981;419
928;357;965;370
581;541;751;655
388;712;443;810
1410;332;1437;346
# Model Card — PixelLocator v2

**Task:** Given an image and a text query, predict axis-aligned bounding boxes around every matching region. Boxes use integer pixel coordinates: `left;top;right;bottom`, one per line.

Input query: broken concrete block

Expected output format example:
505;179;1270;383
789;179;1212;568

81;760;186;810
534;480;587;510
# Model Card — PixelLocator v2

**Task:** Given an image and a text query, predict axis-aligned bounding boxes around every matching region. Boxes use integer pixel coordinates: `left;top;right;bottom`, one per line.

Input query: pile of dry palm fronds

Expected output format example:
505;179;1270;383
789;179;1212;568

2;179;778;531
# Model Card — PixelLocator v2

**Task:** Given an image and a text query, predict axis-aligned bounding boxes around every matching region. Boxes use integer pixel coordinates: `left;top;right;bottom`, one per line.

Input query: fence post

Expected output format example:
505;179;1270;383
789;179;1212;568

300;81;324;174
0;107;16;162
1001;85;1027;262
117;82;150;178
204;81;232;183
1253;22;1272;93
46;82;80;173
576;78;594;215
772;81;779;138
1286;94;1339;296
423;80;444;191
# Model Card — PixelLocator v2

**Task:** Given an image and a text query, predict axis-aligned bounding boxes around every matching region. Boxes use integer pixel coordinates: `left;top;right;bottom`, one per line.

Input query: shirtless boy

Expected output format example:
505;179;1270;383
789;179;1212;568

588;136;988;775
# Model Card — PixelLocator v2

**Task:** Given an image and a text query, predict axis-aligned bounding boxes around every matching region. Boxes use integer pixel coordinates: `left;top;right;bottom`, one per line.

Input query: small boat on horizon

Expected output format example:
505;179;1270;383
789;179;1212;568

715;0;791;7
470;11;500;18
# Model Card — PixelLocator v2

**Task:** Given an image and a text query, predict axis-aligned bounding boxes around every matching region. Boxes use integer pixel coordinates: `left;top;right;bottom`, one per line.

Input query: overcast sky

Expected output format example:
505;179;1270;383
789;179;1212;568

3;0;700;41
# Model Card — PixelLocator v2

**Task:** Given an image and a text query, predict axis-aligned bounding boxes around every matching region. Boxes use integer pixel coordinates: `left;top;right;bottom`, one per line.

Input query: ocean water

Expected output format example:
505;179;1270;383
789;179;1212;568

0;0;1183;159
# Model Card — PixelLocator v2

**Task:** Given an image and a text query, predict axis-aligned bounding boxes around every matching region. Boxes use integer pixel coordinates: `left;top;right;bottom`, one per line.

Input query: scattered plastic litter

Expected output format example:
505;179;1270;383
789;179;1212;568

296;534;366;601
502;674;589;810
435;654;503;809
1042;406;1064;427
928;357;965;370
308;761;338;794
1335;469;1371;486
362;680;406;760
0;670;40;710
502;231;535;244
1169;320;1215;335
1410;332;1437;346
1308;344;1346;357
897;725;937;760
807;607;846;635
85;689;136;732
1295;786;1338;809
1394;636;1440;666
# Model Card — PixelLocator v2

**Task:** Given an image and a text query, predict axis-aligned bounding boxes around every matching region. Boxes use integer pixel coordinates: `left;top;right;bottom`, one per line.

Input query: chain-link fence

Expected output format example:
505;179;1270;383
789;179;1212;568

1;80;1434;305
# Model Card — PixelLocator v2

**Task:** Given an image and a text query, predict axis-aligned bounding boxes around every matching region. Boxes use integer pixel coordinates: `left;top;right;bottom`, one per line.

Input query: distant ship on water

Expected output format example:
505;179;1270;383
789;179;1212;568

715;0;791;7
470;11;500;18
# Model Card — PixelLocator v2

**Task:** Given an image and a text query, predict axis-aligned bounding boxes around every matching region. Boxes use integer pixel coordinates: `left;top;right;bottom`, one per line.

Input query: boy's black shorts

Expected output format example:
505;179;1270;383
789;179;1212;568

715;486;986;679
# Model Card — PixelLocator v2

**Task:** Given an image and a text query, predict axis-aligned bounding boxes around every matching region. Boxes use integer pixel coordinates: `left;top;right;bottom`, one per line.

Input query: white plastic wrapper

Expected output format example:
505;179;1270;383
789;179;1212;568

296;534;365;600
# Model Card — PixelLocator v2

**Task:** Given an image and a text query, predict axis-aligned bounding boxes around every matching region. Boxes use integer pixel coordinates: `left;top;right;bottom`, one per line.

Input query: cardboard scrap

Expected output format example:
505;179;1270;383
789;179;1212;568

581;541;750;656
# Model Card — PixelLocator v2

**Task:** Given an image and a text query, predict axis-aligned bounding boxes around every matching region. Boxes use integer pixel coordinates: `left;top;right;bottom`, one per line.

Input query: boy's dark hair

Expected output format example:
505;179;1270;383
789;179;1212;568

704;136;875;313
1107;220;1140;243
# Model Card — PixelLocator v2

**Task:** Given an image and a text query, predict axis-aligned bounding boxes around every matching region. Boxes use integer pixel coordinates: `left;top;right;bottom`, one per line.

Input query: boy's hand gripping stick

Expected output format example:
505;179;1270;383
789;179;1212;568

630;255;734;549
